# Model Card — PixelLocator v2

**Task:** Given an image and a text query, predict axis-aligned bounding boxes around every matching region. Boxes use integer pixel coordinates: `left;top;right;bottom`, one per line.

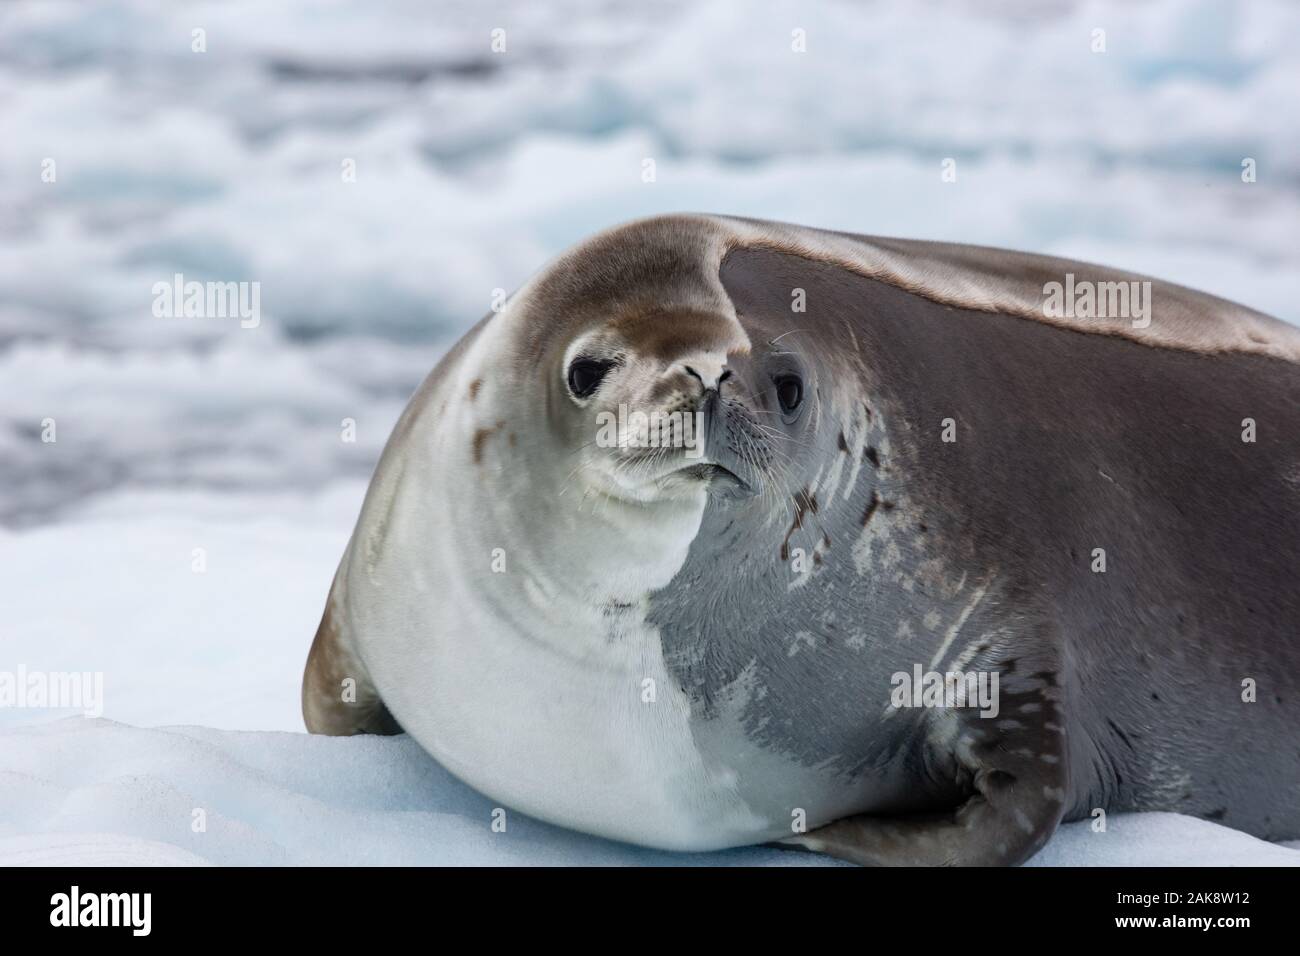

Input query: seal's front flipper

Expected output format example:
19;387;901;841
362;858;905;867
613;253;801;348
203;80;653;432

301;577;402;736
789;688;1069;866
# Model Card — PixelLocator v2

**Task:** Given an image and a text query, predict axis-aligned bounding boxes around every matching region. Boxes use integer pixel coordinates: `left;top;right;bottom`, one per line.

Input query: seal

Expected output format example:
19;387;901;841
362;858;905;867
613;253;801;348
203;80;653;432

303;214;1300;864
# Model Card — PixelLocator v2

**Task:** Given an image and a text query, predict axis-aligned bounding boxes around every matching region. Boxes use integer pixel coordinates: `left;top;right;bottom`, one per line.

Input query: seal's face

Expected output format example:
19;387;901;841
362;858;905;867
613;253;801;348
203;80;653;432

555;307;815;507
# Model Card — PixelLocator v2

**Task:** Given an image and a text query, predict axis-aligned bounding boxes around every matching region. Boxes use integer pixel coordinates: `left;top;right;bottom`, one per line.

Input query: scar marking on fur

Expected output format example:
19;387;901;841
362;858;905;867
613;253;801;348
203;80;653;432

861;490;881;527
1107;718;1137;752
780;488;819;561
928;583;990;670
472;420;505;464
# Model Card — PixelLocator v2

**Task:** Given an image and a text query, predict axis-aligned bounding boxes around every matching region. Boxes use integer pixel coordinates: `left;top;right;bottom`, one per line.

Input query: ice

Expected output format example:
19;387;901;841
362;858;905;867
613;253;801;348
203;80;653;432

3;719;1296;866
3;0;1298;524
1025;813;1300;868
0;486;362;733
0;720;836;866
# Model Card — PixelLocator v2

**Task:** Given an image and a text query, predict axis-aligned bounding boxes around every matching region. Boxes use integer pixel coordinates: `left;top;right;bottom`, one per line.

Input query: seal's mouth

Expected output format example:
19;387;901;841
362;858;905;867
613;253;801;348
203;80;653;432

674;462;754;499
677;462;737;482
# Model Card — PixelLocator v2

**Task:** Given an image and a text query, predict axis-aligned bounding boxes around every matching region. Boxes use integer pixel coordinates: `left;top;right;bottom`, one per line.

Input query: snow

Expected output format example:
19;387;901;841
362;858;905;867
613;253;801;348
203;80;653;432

0;487;358;733
1;0;1298;865
2;719;1296;866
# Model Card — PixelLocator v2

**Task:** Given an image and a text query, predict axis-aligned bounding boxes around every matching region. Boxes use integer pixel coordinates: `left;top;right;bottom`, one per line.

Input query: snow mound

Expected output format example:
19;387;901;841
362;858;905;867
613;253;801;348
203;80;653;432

3;719;1296;866
0;833;212;867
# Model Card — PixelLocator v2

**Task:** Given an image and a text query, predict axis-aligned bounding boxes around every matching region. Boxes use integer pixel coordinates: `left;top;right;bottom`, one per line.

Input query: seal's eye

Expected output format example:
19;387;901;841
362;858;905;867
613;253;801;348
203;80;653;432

567;358;614;399
775;374;803;414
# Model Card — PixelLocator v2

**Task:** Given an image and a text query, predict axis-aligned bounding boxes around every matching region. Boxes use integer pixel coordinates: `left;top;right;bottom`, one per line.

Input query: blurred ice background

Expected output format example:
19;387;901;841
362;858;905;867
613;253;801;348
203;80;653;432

1;0;1298;864
4;0;1299;537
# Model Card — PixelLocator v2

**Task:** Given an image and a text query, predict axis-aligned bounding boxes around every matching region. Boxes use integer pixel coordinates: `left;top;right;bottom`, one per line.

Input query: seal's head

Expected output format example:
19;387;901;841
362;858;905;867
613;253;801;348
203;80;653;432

492;217;824;510
557;309;820;504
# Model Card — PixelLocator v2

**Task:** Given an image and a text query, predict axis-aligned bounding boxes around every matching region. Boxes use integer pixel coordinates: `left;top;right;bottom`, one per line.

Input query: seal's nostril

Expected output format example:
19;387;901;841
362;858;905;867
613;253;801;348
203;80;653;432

718;370;733;384
683;365;701;383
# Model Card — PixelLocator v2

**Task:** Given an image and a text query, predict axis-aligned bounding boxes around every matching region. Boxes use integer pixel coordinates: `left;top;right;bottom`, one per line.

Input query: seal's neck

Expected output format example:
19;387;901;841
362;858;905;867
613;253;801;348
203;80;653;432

478;436;708;611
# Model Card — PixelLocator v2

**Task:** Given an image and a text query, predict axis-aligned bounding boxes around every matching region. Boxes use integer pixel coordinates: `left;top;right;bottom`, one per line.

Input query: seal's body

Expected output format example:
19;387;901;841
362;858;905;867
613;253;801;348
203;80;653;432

304;215;1300;864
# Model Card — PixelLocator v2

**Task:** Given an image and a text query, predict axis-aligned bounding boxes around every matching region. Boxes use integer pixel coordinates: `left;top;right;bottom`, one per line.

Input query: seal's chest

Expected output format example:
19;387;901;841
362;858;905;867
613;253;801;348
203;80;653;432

398;613;774;851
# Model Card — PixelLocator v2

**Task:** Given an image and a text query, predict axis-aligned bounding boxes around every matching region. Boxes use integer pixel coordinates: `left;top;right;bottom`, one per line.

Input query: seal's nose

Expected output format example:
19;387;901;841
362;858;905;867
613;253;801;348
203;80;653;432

681;363;732;395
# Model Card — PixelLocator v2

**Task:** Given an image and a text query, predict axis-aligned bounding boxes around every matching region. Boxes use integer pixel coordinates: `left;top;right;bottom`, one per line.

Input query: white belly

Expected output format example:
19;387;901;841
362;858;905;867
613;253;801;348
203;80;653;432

347;368;784;851
360;590;775;850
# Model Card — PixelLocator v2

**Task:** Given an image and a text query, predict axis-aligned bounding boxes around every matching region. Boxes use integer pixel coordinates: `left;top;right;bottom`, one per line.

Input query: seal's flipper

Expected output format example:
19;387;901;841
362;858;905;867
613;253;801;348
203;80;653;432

785;771;1064;866
787;682;1069;866
301;579;402;736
